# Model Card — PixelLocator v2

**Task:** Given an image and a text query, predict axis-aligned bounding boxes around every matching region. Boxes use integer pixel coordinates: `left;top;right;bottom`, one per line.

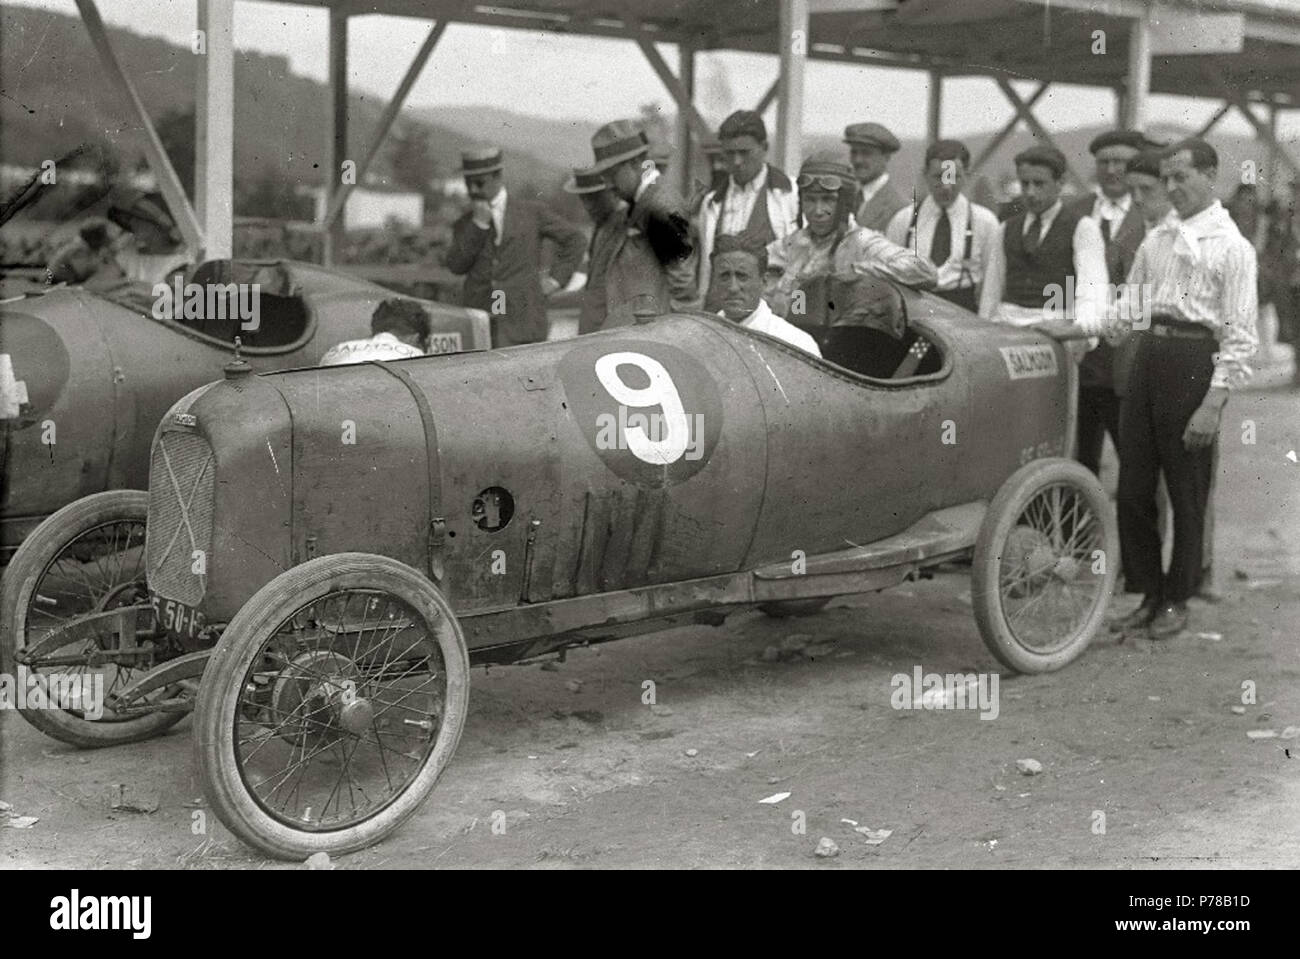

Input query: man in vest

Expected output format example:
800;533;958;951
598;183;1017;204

978;145;1108;338
694;110;799;313
444;146;586;347
1068;130;1150;477
844;122;909;233
565;165;627;335
885;139;1000;312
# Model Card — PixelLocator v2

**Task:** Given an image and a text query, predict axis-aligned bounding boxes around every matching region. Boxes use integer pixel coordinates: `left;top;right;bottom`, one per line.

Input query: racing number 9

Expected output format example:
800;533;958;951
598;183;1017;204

594;352;690;466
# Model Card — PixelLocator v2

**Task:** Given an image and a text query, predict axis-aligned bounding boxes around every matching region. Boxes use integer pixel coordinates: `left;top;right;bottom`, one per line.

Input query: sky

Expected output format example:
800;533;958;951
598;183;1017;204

16;0;1300;142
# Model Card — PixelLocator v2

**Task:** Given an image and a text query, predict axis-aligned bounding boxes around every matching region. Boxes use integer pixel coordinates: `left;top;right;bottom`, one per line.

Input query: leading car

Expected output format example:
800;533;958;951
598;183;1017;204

2;280;1116;859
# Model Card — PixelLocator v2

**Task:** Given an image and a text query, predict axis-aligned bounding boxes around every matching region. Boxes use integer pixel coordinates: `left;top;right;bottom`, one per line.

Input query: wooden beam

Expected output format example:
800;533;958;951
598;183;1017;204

927;69;942;142
325;8;348;265
1195;102;1233;138
1201;64;1300;180
776;0;809;177
74;0;202;253
1124;5;1152;130
195;0;234;260
634;34;715;146
675;42;696;197
970;83;1050;175
323;20;446;229
755;78;780;116
995;78;1086;190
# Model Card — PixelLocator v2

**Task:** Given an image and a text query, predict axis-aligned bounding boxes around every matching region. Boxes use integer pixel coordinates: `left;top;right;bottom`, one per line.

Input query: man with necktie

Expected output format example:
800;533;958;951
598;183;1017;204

445;147;585;347
885;139;1000;312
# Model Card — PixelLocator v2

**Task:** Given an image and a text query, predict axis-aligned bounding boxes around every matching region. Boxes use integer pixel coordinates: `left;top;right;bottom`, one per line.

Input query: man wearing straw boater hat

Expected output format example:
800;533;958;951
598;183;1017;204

445;146;585;347
589;119;696;327
564;164;627;335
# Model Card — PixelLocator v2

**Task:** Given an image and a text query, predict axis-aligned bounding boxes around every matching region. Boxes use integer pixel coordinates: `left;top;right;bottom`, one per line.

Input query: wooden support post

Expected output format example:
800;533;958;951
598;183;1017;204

675;43;696;196
74;0;202;253
1202;65;1300;181
324;8;348;266
969;83;1050;177
755;78;779;117
635;35;714;146
1195;102;1232;138
1124;7;1151;130
927;70;942;142
776;0;808;177
324;21;445;231
996;78;1085;190
195;0;234;261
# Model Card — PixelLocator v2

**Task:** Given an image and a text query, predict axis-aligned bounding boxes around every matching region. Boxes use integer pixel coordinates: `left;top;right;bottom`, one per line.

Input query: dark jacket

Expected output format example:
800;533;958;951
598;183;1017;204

604;180;696;328
445;192;585;347
1069;193;1145;391
578;203;628;335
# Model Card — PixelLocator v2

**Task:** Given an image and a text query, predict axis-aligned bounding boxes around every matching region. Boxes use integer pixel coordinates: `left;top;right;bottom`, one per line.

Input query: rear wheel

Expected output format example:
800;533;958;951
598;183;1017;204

972;459;1116;673
0;490;185;747
194;553;469;860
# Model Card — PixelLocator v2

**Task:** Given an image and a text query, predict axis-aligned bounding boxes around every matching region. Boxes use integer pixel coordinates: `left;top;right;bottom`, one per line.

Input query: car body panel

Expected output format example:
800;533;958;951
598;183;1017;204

1;259;489;557
145;287;1079;655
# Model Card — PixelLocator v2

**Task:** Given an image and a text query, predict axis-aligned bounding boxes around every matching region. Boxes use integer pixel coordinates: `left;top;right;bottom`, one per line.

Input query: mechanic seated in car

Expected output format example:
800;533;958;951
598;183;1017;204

766;151;938;320
319;298;430;366
45;218;130;292
712;233;820;357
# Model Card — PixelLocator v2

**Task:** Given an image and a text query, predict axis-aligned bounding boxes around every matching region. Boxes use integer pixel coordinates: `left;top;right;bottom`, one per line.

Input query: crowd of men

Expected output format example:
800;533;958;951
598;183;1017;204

394;109;1267;642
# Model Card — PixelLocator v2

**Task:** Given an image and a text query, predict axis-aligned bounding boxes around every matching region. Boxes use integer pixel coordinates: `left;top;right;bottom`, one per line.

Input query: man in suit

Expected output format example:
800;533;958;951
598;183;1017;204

445;147;585;348
1068;129;1149;477
694;110;800;313
844;122;909;233
564;165;627;335
590;119;696;327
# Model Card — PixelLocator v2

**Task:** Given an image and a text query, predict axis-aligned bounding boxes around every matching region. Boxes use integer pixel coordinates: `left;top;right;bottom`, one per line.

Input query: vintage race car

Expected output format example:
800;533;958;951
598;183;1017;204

0;258;490;558
2;282;1116;859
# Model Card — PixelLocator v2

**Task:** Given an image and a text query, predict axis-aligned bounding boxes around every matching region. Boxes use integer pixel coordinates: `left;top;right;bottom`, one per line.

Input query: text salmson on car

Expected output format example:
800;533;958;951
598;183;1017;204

2;278;1115;859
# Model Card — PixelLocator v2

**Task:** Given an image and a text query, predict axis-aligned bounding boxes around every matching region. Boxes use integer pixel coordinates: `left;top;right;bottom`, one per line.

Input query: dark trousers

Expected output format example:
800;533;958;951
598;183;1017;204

1076;385;1122;476
1117;333;1217;605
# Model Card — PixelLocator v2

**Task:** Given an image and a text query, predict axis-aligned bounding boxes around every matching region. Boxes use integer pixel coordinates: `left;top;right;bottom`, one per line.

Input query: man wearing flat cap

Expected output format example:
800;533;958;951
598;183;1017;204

564;165;628;335
1067;129;1151;479
694;110;800;313
445;146;585;347
590;118;696;327
979;145;1108;340
844;122;909;233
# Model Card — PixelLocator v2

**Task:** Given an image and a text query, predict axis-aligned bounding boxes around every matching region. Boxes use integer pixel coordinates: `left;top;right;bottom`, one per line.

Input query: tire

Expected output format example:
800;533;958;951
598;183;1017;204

972;458;1117;674
0;490;185;747
758;597;832;618
194;553;469;860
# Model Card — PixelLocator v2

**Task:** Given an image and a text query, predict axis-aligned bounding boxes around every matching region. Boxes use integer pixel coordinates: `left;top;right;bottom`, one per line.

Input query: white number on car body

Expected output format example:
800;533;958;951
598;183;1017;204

593;352;690;466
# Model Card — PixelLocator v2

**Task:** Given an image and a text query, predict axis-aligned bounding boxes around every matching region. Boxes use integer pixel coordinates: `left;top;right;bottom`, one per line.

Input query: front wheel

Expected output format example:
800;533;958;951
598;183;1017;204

194;553;469;860
972;458;1117;674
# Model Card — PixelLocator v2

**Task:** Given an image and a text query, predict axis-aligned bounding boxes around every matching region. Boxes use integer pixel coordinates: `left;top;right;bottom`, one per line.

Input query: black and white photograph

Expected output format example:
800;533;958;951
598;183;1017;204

0;0;1297;903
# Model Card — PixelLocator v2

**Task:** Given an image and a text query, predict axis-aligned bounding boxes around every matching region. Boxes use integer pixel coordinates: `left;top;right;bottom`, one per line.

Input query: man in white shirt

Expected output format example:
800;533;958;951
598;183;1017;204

712;234;820;357
693;111;799;313
320;298;429;365
886;139;1000;312
978;145;1108;337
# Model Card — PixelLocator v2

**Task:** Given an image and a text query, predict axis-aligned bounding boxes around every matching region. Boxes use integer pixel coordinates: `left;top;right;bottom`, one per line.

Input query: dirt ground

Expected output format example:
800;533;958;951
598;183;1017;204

3;379;1298;871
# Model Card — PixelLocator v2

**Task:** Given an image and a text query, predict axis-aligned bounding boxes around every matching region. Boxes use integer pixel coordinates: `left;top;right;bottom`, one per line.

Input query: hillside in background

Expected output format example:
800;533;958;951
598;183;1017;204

2;2;1292;219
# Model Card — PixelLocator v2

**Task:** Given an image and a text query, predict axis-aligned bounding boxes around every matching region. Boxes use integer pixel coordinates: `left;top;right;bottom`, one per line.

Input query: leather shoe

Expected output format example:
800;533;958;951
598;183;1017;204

1108;596;1160;633
1148;602;1189;640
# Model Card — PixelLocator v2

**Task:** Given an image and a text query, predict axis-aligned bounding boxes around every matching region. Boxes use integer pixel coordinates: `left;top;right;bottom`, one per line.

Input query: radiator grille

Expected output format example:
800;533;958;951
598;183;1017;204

146;429;215;605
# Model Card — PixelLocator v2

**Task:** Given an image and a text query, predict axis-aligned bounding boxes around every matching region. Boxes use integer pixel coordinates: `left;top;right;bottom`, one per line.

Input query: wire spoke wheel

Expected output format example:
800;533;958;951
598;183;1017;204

196;553;468;860
973;459;1117;673
0;491;185;746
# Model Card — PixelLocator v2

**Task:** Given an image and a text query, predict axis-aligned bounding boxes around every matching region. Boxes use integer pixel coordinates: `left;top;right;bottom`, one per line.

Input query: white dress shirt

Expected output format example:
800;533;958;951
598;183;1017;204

1125;199;1258;390
885;195;1001;295
860;172;890;209
978;198;1109;334
1090;187;1131;242
719;164;768;235
489;186;507;245
724;299;822;357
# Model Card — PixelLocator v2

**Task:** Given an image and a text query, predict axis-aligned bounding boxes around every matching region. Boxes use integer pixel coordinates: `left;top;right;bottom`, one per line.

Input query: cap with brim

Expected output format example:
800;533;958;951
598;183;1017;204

459;147;504;176
843;122;900;153
1089;130;1150;155
564;166;608;194
590;119;650;173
